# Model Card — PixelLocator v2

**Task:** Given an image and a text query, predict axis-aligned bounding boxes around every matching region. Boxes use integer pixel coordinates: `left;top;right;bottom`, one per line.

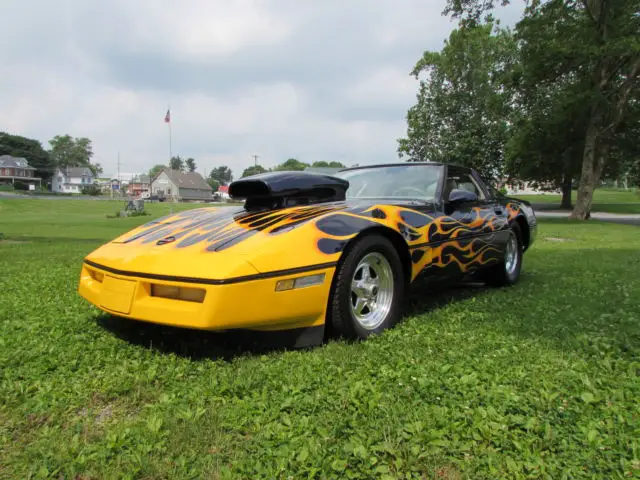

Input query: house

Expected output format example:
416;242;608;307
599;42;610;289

495;178;560;195
150;168;212;201
0;155;42;188
216;185;230;199
127;174;150;197
51;166;94;193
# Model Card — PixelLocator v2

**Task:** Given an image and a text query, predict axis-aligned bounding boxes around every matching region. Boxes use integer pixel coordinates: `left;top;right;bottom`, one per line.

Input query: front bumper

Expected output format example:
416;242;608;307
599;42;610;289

78;262;336;331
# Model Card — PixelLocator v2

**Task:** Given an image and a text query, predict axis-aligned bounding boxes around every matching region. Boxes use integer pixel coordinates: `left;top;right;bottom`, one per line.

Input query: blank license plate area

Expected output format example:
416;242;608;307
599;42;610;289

100;275;137;314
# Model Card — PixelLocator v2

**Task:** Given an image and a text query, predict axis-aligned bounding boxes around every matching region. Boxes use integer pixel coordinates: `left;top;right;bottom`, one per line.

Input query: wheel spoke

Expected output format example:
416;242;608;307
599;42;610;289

360;264;370;281
353;297;367;315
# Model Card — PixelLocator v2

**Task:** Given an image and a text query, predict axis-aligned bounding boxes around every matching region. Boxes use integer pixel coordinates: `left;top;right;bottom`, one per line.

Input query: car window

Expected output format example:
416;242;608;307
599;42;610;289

335;164;444;201
443;170;486;200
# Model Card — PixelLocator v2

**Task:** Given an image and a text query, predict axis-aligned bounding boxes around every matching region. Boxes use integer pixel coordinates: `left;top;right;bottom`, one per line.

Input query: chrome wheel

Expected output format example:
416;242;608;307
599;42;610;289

504;230;519;276
350;252;394;330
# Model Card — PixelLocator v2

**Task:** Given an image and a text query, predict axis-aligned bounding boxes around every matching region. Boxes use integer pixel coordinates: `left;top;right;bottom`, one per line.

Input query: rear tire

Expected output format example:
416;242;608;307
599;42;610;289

484;223;523;287
327;234;404;340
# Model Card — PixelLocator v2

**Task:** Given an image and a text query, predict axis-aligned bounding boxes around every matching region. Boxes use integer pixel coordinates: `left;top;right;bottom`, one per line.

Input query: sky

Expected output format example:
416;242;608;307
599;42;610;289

0;0;524;180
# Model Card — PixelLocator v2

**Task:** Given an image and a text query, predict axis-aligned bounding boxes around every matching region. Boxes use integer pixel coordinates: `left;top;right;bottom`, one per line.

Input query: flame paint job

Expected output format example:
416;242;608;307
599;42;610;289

102;196;532;283
79;165;537;334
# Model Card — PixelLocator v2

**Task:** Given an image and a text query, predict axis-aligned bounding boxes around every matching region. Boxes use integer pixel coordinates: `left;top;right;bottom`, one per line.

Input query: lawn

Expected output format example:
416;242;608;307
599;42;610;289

1;199;639;479
516;188;640;214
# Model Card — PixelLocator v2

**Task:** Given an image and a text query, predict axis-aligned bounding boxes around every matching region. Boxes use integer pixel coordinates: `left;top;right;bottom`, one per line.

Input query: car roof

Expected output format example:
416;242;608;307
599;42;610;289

338;162;475;173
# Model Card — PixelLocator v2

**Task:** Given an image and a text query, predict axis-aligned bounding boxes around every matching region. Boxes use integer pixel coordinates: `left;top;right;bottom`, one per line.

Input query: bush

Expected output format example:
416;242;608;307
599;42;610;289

81;184;102;196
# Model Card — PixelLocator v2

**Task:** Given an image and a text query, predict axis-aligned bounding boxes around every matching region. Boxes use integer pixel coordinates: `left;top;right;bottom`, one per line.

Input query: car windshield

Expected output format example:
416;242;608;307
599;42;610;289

334;164;443;201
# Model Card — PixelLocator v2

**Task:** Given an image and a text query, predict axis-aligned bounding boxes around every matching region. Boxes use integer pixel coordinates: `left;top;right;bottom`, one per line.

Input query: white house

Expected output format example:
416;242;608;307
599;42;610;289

51;167;94;193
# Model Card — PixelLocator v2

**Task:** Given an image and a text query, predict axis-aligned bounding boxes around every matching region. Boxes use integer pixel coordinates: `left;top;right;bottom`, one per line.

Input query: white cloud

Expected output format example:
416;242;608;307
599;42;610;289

80;0;294;60
0;0;526;179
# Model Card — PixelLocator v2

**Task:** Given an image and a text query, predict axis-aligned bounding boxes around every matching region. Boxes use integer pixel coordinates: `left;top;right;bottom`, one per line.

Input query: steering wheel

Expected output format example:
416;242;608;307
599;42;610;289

392;186;425;197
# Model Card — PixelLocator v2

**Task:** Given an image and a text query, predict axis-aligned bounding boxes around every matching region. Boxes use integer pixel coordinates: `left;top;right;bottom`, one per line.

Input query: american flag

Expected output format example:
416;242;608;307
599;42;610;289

164;109;171;123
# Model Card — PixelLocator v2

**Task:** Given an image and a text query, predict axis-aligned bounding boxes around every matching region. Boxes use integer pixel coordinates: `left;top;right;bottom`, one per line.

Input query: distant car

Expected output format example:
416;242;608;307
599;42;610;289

78;162;536;346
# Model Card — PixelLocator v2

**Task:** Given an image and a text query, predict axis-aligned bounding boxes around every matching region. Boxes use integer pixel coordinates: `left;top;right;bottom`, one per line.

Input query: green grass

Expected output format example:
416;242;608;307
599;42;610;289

516;188;640;214
1;199;639;479
0;198;218;240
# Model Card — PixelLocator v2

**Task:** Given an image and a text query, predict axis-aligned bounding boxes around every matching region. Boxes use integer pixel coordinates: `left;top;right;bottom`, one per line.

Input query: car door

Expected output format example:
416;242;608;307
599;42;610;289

433;166;507;278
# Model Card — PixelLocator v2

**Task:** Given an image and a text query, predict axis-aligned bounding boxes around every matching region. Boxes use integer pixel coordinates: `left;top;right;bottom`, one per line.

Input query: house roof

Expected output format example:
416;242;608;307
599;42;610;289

161;168;211;191
0;155;35;169
60;167;93;177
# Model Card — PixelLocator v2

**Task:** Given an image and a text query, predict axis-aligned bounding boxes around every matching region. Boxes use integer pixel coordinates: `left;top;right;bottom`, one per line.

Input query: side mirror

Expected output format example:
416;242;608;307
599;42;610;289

448;188;477;203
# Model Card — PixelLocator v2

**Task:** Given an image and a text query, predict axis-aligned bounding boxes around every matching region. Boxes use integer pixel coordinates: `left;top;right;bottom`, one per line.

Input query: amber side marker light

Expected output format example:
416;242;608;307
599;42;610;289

151;284;206;303
275;273;325;292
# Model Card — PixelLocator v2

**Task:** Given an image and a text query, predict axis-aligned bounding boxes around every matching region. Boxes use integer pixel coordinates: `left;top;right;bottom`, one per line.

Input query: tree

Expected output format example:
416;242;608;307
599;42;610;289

208;166;233;185
273;158;310;171
398;20;517;179
504;14;591;209
207;178;220;191
185;157;196;172
311;161;346;168
444;0;640;219
241;165;268;178
169;156;184;171
0;131;55;181
92;163;104;177
148;164;165;180
48;134;95;173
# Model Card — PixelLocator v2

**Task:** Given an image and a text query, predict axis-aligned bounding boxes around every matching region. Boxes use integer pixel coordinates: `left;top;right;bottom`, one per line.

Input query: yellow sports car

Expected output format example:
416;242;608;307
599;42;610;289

78;162;536;346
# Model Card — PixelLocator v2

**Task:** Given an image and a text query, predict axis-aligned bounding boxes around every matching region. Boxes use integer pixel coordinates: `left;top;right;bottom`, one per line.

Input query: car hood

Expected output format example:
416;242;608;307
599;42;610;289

84;203;352;280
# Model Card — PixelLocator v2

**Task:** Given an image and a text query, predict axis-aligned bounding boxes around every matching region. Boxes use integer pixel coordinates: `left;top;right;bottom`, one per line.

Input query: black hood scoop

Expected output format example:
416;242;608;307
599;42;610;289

229;171;349;211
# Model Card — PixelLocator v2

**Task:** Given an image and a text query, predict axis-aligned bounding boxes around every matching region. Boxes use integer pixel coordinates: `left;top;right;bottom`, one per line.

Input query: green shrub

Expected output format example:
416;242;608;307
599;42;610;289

81;184;102;196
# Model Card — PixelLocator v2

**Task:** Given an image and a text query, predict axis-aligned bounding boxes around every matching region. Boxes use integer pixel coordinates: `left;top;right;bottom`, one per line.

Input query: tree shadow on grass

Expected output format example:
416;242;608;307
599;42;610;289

95;277;493;361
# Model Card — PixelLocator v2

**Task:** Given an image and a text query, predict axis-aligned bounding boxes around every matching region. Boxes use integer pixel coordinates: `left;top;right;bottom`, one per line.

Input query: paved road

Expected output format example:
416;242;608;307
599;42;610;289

0;192;114;201
534;209;640;226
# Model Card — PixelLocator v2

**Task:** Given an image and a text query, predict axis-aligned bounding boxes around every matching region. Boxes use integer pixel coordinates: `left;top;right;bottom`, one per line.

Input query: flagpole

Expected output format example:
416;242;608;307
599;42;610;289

168;105;172;161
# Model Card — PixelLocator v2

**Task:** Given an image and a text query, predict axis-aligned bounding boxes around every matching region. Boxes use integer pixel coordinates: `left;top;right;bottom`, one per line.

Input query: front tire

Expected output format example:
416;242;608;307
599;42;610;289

327;234;405;340
484;223;523;286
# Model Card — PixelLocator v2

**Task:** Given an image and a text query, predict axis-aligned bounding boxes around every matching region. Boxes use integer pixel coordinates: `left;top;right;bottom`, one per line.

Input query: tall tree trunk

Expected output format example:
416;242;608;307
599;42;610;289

570;107;602;220
560;174;572;209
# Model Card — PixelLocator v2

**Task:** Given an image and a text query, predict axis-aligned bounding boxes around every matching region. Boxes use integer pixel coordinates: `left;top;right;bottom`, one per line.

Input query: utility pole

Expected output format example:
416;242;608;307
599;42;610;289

117;152;121;198
252;154;259;166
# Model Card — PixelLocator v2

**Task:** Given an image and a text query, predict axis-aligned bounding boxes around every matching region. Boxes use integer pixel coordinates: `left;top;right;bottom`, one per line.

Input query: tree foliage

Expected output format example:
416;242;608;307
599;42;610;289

48;134;98;175
169;156;184;171
241;165;267;178
441;0;640;219
273;158;309;171
208;166;233;185
185;157;196;172
148;164;165;180
397;21;517;179
0;131;55;180
311;161;346;168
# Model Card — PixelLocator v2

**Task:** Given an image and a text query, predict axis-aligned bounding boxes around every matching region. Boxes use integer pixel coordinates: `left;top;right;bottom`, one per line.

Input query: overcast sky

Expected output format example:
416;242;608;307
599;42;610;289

0;0;524;179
